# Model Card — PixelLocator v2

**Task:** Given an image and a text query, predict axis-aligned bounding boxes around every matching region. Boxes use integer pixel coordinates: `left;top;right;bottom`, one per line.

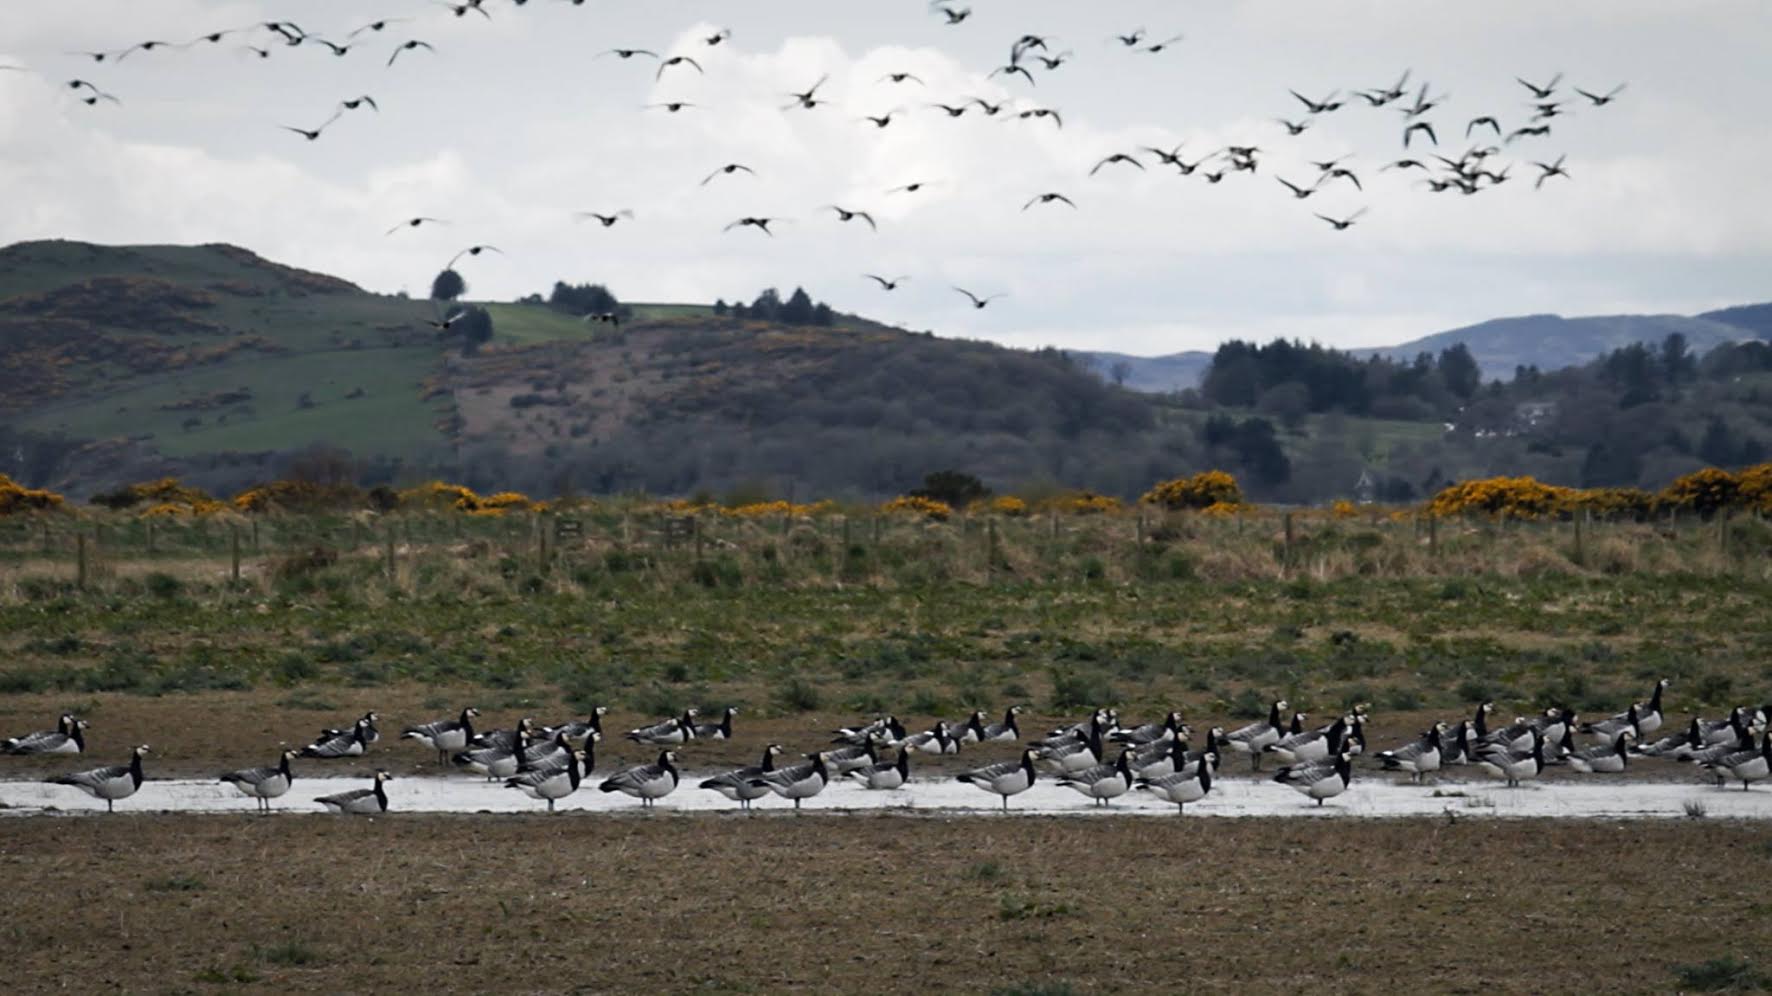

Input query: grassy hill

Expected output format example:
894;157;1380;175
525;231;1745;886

1362;312;1759;381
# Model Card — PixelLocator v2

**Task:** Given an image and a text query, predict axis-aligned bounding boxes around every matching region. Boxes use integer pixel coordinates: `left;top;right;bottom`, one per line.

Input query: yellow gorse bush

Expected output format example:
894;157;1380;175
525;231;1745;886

882;495;953;521
987;495;1029;517
1141;471;1245;511
0;474;65;515
1042;492;1123;516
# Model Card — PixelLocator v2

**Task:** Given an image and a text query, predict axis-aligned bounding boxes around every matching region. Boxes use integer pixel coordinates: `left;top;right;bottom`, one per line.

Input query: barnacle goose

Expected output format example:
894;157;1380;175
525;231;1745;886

957;749;1038;810
824;739;880;775
470;717;535;751
1036;723;1106;774
515;730;577;774
953;710;990;746
453;728;533;780
1477;729;1546;787
1470;701;1496;741
315;770;392;815
541;706;608;745
1582;704;1641;743
401;707;480;764
1264;714;1349;767
1626;678;1670;735
1698;707;1754;747
978;706;1025;743
834;715;905;747
1708;732;1771;791
1034;709;1113;750
1379;723;1446;783
300;717;375;759
900;721;958;755
316;712;380;745
692;707;739;741
626;709;698;746
1130;728;1192;778
3;714;86;755
48;745;149;812
506;748;587;811
1137;752;1215;814
749;751;831;811
1635;718;1703;759
1056;747;1136;806
1109;710;1183;747
1688;726;1756;785
849;747;912;790
700;744;785;810
1567;731;1635;774
220;749;299;812
1274;745;1359;806
599;749;681;807
1441;720;1476;767
1225;700;1290;769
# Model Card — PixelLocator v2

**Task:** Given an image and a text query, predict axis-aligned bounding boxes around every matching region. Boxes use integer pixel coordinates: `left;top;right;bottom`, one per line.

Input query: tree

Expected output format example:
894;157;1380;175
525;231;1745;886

1438;343;1482;400
1109;360;1133;387
430;268;466;302
781;287;815;325
712;299;729;316
1660;332;1695;385
454;307;494;356
811;302;835;326
911;470;991;508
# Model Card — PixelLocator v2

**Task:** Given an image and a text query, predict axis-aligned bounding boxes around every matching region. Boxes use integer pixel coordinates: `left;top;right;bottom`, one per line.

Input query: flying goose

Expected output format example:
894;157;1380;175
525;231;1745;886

1516;73;1564;100
1315;209;1368;231
599;750;681;808
221;750;299;812
3;715;86;755
862;275;911;292
849;748;912;791
315;770;392;815
386;216;448;235
1110;711;1182;747
1136;753;1215;814
1574;83;1627;107
1706;733;1771;791
1533;155;1570;189
575;210;634;228
1403;121;1438;148
1090;153;1145;176
655;55;702;81
825;206;878;231
401;707;480;764
978;706;1024;742
834;715;905;746
48;745;149;812
1567;731;1636;774
627;709;698;746
1274;746;1359;806
749;752;831;811
1378;724;1446;783
693;707;739;741
1477;730;1547;787
1225;700;1290;769
900;721;957;755
957;749;1038;810
300;717;374;759
700;745;785;810
386;39;435;67
1023;192;1078;211
953;287;1005;310
1056;748;1136;806
506;749;587;812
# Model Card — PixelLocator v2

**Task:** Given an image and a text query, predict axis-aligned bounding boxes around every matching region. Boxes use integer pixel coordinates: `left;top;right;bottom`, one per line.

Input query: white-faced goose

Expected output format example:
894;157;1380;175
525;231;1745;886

833;715;905;747
957;749;1038;810
1582;704;1640;743
1274;746;1358;806
453;728;533;781
824;739;880;775
1136;752;1215;814
1477;730;1546;787
3;714;86;755
1265;714;1350;767
1688;726;1757;785
506;749;587;811
849;748;912;790
1708;733;1771;791
1636;679;1670;734
749;752;831;811
1109;711;1182;747
516;731;577;774
599;750;681;808
1698;708;1754;746
1056;748;1136;806
300;717;374;759
221;749;298;812
692;707;739;741
49;745;149;812
1037;723;1105;773
901;721;958;755
1225;700;1290;769
541;706;607;745
469;717;534;751
1635;718;1702;759
1567;731;1635;774
953;711;989;746
1442;720;1477;766
401;707;479;764
1379;724;1445;783
626;709;698;746
700;744;785;810
978;706;1024;742
316;770;392;815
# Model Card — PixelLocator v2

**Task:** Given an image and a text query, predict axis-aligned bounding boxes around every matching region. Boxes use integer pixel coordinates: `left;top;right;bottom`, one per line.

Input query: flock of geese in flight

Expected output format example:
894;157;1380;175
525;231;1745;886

2;2;1629;318
7;679;1770;816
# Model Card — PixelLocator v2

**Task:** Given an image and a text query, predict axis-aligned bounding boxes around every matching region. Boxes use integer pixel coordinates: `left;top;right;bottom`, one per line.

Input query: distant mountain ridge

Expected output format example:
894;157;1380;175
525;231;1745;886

1076;302;1772;393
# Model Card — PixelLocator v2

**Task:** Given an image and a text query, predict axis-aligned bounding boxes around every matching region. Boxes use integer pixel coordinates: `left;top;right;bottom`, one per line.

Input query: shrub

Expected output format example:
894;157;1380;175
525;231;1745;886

1670;957;1771;992
772;677;823;713
1142;470;1244;510
882;495;952;521
0;474;65;515
1662;468;1741;518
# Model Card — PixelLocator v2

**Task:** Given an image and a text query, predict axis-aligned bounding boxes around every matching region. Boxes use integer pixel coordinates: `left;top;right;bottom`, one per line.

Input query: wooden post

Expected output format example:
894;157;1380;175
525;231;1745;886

987;517;999;576
385;527;397;580
230;526;241;582
146;520;157;554
1048;511;1059;542
76;533;88;589
251;518;260;553
536;517;550;575
872;516;881;545
1135;513;1145;546
694;515;705;563
1282;511;1295;567
1428;514;1439;557
841;516;852;551
1572;512;1584;565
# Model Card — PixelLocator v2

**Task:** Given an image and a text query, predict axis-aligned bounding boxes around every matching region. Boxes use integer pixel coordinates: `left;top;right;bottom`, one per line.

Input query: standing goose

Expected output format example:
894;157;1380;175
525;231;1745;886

1707;733;1772;791
1225;700;1289;769
541;707;607;745
1567;731;1636;774
700;744;784;810
515;731;577;775
749;752;831;811
1688;727;1757;785
824;739;880;775
1582;704;1640;743
1699;707;1754;746
1378;724;1445;783
953;711;990;746
978;706;1024;743
957;749;1038;811
1056;748;1136;807
626;709;698;746
692;707;738;741
599;750;681;808
300;717;374;759
1110;711;1183;747
1137;753;1215;814
1265;715;1348;767
1037;724;1106;774
220;749;298;813
1131;731;1195;780
506;749;587;812
4;715;87;755
1274;748;1358;806
1590;680;1668;737
900;721;958;756
469;717;534;751
849;748;912;791
48;745;149;812
453;729;532;781
315;770;392;815
1037;710;1110;748
1477;730;1547;787
401;707;479;764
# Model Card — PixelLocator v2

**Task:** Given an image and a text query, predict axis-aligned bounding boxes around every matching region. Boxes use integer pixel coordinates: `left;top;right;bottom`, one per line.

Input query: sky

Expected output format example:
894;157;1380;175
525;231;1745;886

1;0;1769;356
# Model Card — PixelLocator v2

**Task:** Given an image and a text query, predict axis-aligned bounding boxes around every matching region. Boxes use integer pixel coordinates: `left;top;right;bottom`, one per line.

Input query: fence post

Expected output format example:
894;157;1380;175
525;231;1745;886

1428;514;1439;557
1572;512;1584;565
987;517;999;577
231;525;242;582
146;520;157;554
76;533;88;589
536;516;550;575
42;521;51;555
693;515;705;564
1282;511;1295;567
872;516;881;546
1135;513;1145;546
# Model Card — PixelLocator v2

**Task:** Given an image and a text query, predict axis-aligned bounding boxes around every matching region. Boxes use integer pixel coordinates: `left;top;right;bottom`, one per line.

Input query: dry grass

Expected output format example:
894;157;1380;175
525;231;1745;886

1;815;1766;993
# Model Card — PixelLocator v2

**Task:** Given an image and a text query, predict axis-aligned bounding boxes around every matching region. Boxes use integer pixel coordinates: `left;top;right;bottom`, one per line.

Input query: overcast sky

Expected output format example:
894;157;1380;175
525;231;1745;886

2;0;1769;356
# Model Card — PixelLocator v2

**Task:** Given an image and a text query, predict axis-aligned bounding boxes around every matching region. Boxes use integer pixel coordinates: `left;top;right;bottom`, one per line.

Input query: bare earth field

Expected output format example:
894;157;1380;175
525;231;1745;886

2;814;1768;994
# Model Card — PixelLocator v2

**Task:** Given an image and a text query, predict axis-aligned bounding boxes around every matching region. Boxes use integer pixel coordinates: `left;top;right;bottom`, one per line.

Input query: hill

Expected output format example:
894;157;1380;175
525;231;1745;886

1074;350;1213;394
1361;311;1759;382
